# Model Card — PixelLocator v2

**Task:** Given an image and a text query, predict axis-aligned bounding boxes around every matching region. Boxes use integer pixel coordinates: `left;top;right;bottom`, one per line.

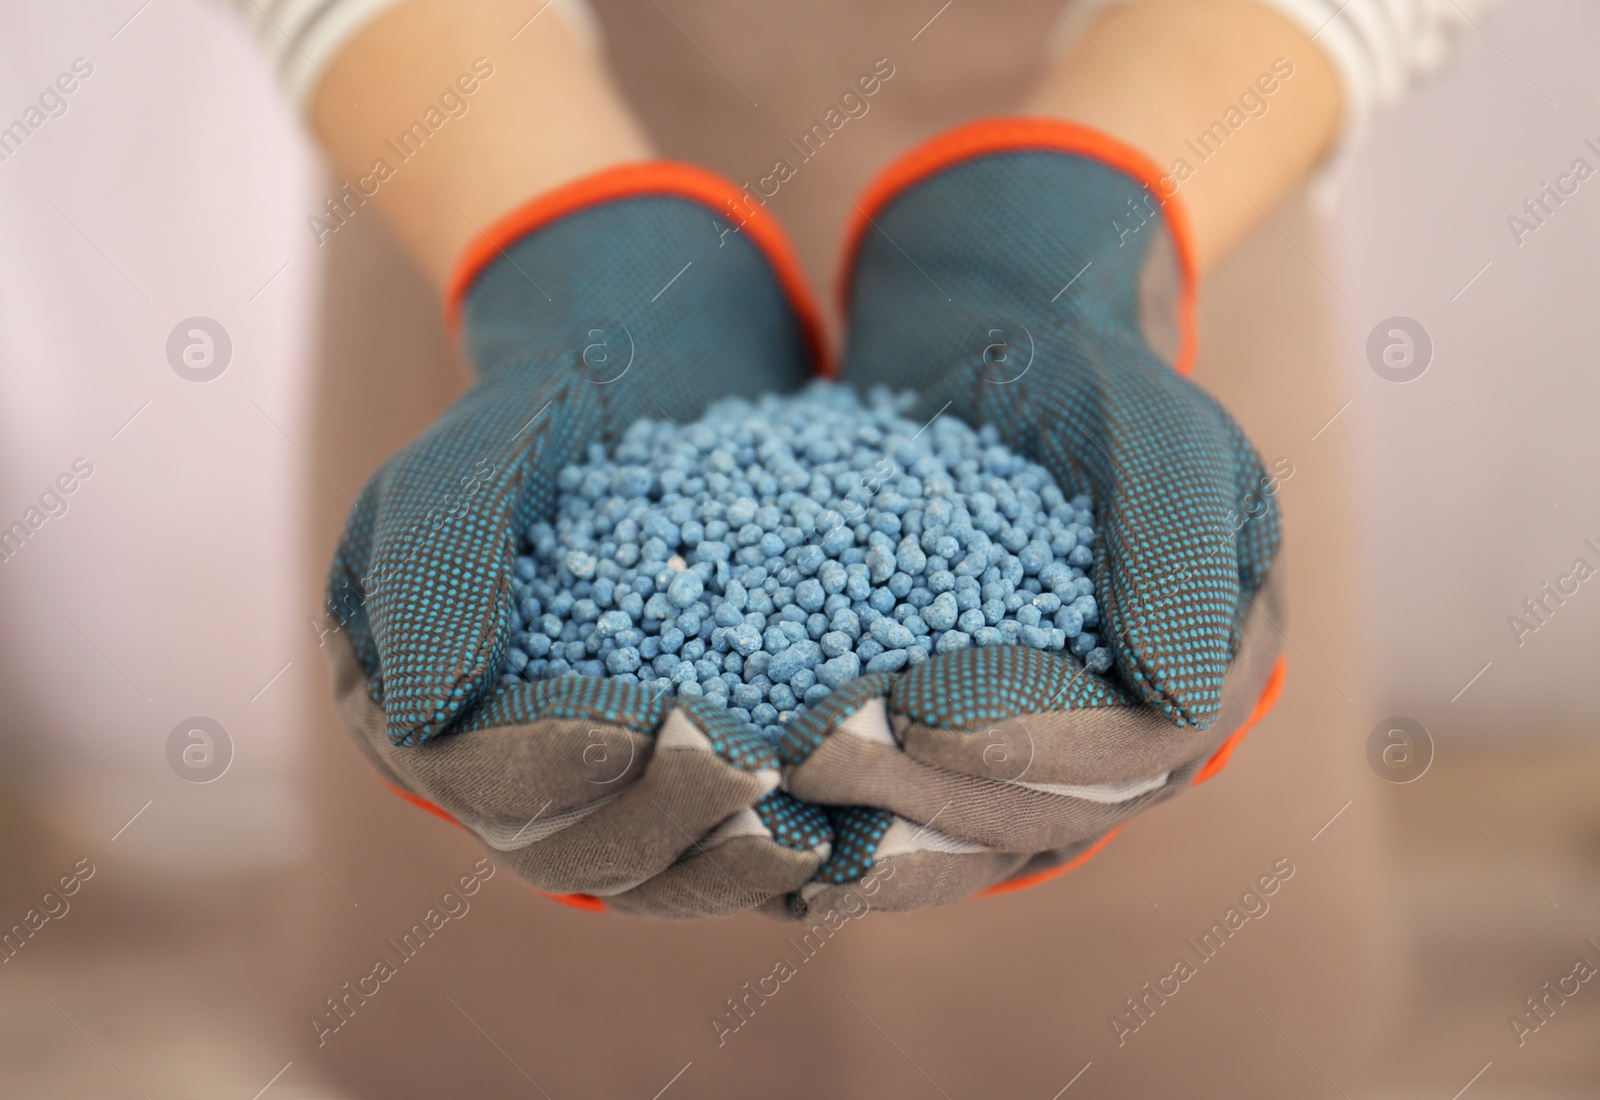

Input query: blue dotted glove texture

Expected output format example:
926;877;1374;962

780;122;1288;915
324;168;838;918
321;134;1286;921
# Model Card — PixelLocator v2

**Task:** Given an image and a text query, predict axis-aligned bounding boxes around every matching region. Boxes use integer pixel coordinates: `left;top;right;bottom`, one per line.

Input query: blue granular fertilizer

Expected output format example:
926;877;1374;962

504;382;1111;743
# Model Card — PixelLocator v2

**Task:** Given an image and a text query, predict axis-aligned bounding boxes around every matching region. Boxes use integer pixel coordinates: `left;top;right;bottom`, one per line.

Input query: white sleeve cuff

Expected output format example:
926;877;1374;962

1050;0;1493;208
227;0;600;110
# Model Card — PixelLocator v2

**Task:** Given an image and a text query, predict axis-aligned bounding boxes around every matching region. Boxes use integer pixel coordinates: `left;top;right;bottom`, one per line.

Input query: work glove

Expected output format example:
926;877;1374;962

781;120;1289;916
325;163;836;919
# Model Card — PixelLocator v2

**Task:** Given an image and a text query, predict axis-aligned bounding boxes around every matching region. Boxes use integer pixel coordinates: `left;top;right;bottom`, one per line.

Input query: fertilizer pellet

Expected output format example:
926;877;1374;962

503;382;1111;742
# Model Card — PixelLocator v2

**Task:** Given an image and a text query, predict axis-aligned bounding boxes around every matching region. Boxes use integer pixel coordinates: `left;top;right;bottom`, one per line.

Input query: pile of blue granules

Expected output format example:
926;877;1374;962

504;382;1110;743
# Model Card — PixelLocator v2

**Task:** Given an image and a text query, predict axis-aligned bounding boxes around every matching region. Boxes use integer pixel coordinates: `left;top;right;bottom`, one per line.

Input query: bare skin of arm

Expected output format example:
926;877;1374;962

1028;0;1342;272
308;0;652;290
307;0;1339;289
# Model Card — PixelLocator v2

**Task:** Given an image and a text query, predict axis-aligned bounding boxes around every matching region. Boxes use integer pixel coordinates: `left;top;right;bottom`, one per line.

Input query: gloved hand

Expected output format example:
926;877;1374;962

325;163;836;919
781;120;1288;916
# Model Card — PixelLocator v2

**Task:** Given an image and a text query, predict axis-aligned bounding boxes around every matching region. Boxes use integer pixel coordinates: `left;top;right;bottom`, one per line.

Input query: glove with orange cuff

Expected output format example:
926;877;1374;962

780;120;1289;916
324;163;837;919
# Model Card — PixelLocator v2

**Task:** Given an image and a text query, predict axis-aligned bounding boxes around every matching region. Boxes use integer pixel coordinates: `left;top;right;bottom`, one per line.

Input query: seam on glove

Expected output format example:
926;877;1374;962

378;777;608;914
382;778;466;829
838;116;1198;376
974;824;1125;899
1193;653;1286;785
443;160;828;375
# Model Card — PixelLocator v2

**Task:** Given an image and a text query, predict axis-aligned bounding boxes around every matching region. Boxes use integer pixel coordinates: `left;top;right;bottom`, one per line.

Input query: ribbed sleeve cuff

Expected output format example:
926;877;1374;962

225;0;601;110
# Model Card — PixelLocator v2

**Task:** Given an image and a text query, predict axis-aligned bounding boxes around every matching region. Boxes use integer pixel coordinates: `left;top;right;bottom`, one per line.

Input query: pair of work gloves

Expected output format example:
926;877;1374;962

327;120;1287;921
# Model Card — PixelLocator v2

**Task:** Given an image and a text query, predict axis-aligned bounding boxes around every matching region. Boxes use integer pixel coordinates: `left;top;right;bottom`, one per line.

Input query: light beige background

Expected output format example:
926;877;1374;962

0;0;1595;1096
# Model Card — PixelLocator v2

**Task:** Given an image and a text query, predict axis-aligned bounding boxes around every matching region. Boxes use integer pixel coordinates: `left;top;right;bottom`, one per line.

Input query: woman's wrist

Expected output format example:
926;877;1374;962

309;0;652;290
1026;0;1340;273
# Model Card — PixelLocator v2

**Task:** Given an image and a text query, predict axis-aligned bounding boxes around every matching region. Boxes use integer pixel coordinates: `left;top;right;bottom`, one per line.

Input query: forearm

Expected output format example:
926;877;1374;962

309;0;652;289
1027;0;1340;272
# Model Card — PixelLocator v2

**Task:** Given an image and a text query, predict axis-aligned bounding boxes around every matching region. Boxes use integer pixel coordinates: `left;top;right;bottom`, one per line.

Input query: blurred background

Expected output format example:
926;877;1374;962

0;0;1595;1096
